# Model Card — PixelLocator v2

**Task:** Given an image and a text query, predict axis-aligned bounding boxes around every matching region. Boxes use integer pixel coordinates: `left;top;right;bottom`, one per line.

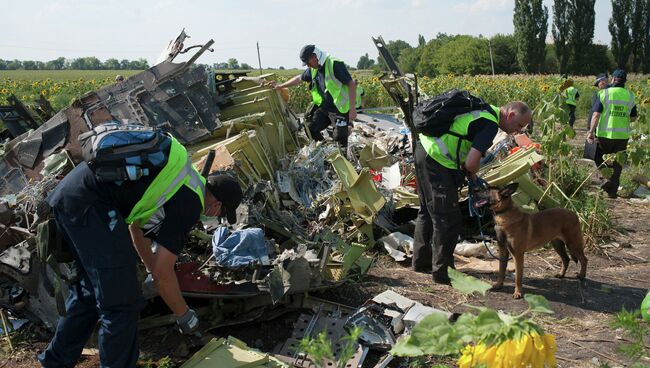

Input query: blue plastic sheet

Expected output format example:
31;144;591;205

211;227;269;268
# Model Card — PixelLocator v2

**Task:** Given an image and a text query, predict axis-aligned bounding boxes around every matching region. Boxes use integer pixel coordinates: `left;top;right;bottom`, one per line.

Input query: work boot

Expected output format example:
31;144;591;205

432;272;451;285
600;181;617;198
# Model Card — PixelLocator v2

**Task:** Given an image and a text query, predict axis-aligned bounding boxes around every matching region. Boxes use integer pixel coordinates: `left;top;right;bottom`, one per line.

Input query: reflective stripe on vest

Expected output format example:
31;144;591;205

565;86;578;106
126;135;206;225
309;56;350;113
419;105;499;170
596;87;635;140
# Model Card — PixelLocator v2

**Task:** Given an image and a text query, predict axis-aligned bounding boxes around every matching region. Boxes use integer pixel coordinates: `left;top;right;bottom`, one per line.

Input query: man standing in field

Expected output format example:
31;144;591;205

272;45;356;147
412;101;532;284
587;69;638;198
587;73;609;131
562;75;580;128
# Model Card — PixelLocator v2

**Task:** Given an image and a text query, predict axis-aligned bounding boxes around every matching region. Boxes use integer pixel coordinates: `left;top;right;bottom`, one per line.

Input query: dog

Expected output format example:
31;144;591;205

488;182;588;299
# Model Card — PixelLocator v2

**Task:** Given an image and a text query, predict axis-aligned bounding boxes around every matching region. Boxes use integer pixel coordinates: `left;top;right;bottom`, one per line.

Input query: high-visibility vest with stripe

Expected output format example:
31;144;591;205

310;56;350;113
596;87;635;140
356;86;364;109
126;135;205;225
565;86;578;106
419;105;500;170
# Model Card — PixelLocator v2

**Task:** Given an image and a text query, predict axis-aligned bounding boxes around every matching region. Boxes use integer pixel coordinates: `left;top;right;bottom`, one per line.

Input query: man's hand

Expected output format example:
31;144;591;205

176;308;199;335
587;131;595;144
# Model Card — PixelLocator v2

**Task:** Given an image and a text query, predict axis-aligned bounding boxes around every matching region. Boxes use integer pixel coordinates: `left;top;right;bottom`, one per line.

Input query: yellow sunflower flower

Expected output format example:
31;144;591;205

457;333;557;368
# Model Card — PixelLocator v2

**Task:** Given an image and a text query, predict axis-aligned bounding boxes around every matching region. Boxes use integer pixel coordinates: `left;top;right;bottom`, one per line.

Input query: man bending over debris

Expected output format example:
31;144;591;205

272;44;356;147
38;138;243;367
412;101;532;284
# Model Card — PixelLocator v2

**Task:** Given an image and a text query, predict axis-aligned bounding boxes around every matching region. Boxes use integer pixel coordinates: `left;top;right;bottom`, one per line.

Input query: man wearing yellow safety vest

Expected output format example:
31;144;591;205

587;69;638;198
562;75;580;128
412;102;532;284
273;45;356;147
355;79;365;111
39;138;243;367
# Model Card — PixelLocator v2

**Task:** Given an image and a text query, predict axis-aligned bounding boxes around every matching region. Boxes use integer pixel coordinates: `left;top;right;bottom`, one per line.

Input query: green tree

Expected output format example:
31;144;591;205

433;35;491;75
609;0;633;68
629;0;646;71
45;57;65;70
104;58;121;70
643;0;650;73
418;34;426;46
0;60;6;70
240;62;252;70
569;0;596;74
120;59;130;70
581;43;615;74
227;58;239;69
6;60;21;70
490;34;519;74
356;53;375;69
552;0;572;74
22;60;37;70
377;39;412;70
513;0;549;73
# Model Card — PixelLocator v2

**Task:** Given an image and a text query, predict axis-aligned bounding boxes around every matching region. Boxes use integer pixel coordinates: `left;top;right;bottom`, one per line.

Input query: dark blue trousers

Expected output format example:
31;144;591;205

39;204;144;368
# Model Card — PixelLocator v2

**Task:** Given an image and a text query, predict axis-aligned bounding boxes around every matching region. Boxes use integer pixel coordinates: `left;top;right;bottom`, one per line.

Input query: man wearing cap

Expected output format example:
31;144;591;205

587;73;609;131
272;45;356;147
39;137;243;367
587;69;638;198
562;75;580;128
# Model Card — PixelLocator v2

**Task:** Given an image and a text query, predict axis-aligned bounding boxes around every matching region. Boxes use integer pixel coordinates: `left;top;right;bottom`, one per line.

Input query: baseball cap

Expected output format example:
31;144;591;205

612;69;627;80
593;73;608;86
299;44;316;65
206;174;243;224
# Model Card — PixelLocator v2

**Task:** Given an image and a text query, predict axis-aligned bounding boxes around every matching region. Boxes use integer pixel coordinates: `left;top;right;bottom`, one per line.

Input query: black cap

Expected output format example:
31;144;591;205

594;73;608;86
299;44;315;65
612;69;626;80
206;174;242;224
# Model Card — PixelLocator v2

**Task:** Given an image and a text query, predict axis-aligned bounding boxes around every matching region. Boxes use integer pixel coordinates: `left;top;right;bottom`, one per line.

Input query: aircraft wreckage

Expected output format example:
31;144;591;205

0;32;559;348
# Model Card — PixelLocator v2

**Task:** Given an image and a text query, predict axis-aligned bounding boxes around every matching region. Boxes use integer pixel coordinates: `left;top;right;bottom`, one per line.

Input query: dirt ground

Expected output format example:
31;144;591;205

2;120;649;367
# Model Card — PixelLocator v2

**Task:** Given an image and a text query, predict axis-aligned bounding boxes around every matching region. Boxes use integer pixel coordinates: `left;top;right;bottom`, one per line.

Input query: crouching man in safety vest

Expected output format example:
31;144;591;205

38;138;243;367
272;45;356;147
412;102;532;284
587;69;638;198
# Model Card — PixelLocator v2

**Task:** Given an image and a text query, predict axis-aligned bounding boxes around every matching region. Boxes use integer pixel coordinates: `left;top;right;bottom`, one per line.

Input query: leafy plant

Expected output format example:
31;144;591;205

392;270;557;367
298;326;363;368
610;308;650;364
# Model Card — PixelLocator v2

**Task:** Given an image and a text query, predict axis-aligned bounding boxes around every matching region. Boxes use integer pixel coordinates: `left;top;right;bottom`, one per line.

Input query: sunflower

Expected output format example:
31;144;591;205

458;332;557;368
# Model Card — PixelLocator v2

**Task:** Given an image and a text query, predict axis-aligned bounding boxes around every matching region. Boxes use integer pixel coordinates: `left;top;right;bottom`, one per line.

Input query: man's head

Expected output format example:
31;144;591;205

594;73;608;89
204;174;243;224
299;44;319;68
612;69;626;85
115;75;125;82
499;101;532;134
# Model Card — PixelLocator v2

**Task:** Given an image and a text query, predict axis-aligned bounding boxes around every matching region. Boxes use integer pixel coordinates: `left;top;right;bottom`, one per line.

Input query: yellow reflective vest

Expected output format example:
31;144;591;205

564;86;578;106
126;135;205;225
419;105;499;170
310;56;350;113
595;87;635;140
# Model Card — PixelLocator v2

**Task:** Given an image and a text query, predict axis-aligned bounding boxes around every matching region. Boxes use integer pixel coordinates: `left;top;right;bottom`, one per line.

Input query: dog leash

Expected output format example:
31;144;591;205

467;178;510;262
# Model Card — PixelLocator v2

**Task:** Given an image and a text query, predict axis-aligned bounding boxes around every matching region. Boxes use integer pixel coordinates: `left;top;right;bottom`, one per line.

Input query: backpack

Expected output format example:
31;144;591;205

413;89;495;137
78;121;171;182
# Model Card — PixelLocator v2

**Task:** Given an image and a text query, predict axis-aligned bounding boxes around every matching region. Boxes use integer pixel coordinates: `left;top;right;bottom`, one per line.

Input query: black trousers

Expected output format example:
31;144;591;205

567;105;576;127
308;106;349;147
412;142;463;277
594;137;628;192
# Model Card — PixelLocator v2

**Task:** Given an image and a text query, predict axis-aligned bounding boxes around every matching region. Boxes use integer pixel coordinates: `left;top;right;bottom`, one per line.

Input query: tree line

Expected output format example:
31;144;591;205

0;57;150;71
358;0;649;76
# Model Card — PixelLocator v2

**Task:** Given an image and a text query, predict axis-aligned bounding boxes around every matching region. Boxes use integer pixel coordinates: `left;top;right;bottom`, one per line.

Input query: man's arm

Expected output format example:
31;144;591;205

129;224;187;316
273;74;302;89
463;148;483;176
347;80;357;121
587;112;600;143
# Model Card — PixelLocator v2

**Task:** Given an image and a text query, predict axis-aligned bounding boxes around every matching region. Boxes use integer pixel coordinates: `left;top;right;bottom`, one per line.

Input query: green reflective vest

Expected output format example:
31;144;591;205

596;87;635;140
310;56;350;113
356;85;364;109
564;86;578;106
126;135;206;225
419;105;500;170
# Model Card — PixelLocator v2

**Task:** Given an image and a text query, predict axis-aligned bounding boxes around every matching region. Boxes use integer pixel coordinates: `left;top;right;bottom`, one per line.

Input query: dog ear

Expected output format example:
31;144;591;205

499;182;519;198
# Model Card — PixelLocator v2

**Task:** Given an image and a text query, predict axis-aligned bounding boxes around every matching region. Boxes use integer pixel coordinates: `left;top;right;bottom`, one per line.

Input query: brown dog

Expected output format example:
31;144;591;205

488;183;588;299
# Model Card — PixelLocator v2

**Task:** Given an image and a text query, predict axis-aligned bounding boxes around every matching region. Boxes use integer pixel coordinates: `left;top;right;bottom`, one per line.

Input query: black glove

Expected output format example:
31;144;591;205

176;308;199;335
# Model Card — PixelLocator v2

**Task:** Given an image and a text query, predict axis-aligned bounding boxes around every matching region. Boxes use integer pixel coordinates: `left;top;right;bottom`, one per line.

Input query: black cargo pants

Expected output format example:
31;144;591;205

594;137;628;195
412;141;463;278
308;106;349;147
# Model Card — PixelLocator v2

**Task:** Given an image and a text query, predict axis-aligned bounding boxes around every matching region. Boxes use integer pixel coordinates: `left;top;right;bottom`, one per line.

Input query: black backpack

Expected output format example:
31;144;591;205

413;89;495;137
78;121;171;182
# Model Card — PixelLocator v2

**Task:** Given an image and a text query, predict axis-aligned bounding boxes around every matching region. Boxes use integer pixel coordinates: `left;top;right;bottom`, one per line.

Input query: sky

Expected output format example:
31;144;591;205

1;0;614;69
